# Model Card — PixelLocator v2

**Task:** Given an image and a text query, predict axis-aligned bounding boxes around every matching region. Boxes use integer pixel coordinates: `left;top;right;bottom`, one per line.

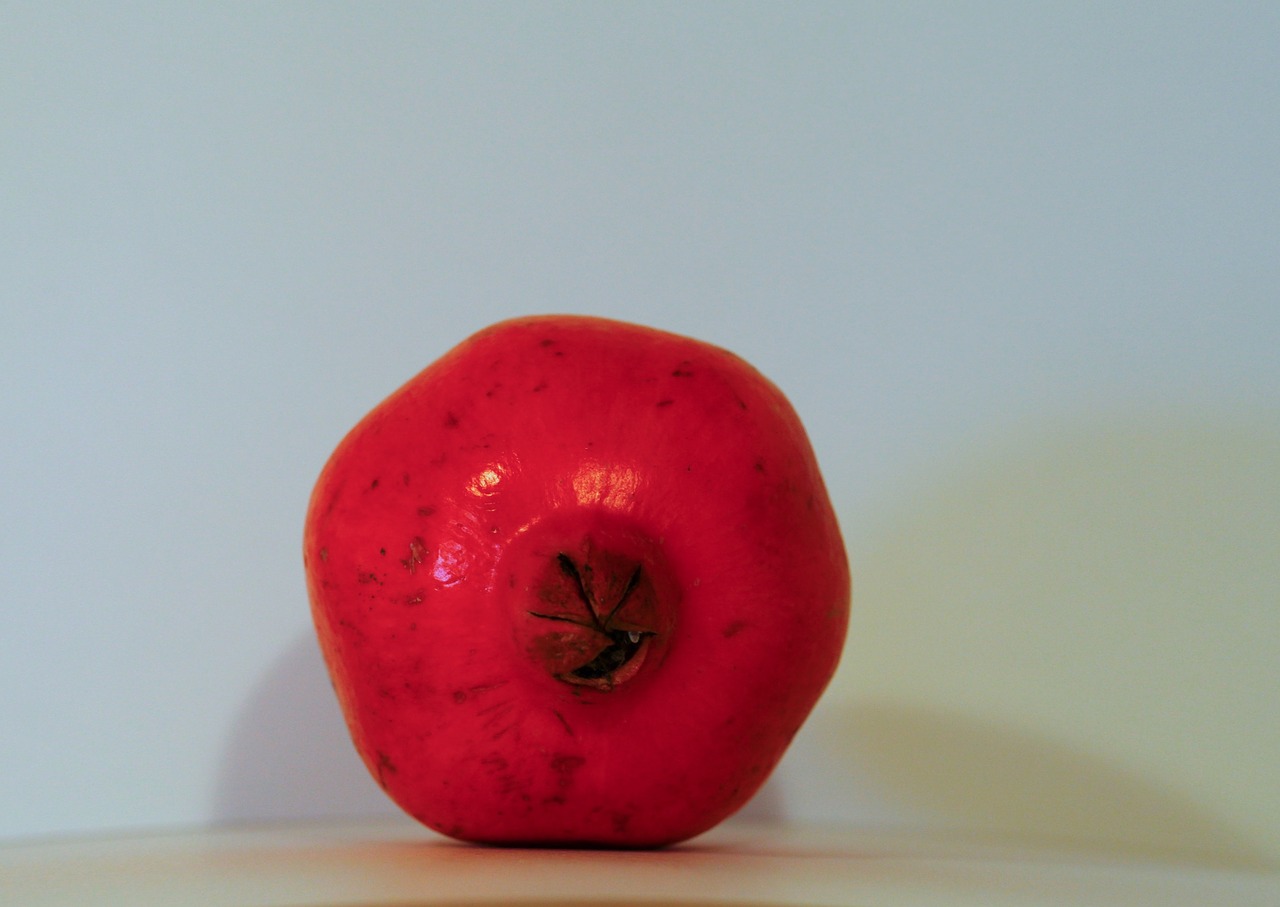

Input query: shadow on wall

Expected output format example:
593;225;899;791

815;405;1280;870
211;635;394;825
212;634;786;828
808;700;1275;869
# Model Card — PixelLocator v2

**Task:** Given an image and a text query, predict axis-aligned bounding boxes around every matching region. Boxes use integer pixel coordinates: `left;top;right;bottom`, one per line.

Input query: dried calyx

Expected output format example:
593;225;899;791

524;542;671;691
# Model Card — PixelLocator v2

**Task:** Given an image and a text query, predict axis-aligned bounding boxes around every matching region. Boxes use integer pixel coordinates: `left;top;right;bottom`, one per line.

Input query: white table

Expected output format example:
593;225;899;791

4;816;1277;907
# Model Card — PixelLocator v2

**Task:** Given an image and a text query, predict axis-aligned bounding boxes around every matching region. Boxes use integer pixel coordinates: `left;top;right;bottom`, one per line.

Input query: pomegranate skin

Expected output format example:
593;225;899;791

303;315;850;847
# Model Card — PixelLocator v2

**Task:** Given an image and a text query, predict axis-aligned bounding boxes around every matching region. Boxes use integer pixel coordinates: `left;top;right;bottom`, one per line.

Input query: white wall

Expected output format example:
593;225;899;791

3;3;1277;865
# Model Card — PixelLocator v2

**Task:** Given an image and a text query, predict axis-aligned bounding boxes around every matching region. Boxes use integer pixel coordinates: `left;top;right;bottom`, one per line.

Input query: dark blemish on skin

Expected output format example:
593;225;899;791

485;383;502;398
417;505;436;518
444;411;460;428
656;398;675;407
552;709;575;737
467;681;509;696
539;338;556;347
375;751;397;788
722;620;748;638
754;458;766;473
369;478;380;490
672;361;694;377
550;754;586;788
401;536;428;573
379;548;387;556
452;690;467;703
491;723;515;741
336;618;366;642
612;812;632;833
476;698;515;717
532;381;548;393
477;699;519;742
402;472;411;485
319;548;328;561
357;571;381;585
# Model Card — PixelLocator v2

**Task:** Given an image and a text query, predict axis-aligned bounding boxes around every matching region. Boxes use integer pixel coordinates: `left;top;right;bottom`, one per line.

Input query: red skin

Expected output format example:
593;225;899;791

303;315;850;847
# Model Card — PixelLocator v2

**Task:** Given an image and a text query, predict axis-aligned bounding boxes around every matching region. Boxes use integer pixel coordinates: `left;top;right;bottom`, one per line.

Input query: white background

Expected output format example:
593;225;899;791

3;3;1277;863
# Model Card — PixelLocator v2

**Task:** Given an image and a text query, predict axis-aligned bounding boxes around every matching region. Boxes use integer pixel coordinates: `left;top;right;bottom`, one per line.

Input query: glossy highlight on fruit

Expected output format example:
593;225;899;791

303;315;850;847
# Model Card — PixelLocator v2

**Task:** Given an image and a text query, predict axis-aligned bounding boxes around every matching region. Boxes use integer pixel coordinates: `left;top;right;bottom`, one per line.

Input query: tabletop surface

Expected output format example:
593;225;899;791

4;815;1278;907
